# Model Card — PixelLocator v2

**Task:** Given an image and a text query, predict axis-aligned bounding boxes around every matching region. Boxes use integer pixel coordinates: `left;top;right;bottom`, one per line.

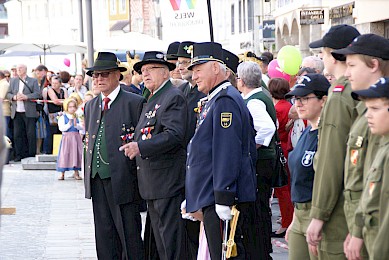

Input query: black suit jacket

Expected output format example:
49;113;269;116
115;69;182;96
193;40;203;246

84;88;146;205
178;82;206;143
136;80;188;200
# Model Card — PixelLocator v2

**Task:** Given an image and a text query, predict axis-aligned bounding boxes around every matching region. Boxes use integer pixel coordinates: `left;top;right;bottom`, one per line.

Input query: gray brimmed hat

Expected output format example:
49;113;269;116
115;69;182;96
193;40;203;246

133;51;176;74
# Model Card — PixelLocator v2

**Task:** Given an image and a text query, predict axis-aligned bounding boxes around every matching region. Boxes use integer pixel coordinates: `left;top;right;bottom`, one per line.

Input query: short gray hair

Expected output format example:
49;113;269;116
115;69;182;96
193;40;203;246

237;61;262;88
302;56;324;74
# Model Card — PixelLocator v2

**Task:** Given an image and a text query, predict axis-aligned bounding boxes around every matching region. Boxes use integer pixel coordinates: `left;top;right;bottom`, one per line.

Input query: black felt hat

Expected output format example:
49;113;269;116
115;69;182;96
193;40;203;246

133;51;176;74
332;34;389;61
175;41;195;58
285;73;330;98
86;52;127;77
222;49;239;75
351;77;389;100
309;24;360;50
166;41;180;60
188;42;224;70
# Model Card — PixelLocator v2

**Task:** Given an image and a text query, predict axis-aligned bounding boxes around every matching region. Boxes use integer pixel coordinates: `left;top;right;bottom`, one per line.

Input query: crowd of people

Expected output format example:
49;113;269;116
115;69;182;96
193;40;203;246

1;23;389;260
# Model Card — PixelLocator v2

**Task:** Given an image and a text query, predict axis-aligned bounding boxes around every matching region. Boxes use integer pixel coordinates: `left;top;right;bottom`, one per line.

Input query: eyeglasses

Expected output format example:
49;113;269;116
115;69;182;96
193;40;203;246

92;71;114;79
291;96;318;105
176;60;191;66
141;66;165;74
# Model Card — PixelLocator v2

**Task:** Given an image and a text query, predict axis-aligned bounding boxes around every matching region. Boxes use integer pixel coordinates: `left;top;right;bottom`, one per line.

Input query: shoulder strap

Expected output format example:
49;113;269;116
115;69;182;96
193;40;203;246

18;77;33;93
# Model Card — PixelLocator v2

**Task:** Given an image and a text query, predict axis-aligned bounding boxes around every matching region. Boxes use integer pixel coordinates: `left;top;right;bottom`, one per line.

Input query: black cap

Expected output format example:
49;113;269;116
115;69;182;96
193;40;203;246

332;34;389;61
133;51;176;74
166;41;180;60
86;52;127;79
222;49;239;75
285;73;330;98
175;41;195;58
188;42;224;70
309;24;360;49
351;77;389;100
258;55;270;65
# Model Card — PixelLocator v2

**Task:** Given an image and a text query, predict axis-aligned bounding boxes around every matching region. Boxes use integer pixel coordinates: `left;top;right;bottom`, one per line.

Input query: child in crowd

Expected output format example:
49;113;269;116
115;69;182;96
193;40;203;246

351;77;389;259
56;98;83;180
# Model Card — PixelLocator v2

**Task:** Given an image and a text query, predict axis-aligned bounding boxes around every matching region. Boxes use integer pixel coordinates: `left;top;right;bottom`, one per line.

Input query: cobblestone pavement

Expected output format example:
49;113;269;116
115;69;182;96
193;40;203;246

0;163;288;259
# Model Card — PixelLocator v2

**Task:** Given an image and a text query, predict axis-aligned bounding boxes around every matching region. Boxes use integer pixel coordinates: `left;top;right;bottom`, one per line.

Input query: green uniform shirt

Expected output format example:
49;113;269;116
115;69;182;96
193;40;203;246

356;135;389;259
310;76;358;221
91;115;110;179
344;102;382;238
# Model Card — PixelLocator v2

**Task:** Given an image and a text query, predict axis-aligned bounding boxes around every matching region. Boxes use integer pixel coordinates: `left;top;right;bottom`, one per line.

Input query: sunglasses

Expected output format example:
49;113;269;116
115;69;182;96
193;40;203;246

92;71;115;78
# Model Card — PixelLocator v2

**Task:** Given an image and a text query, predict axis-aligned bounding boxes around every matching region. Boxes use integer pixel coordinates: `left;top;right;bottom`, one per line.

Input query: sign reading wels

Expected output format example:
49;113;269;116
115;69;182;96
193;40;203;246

161;0;211;43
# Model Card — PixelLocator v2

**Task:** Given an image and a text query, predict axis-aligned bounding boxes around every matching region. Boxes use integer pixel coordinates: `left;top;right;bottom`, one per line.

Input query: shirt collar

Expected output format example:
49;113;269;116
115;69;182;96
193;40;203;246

101;85;120;109
151;79;170;95
241;87;263;99
207;81;230;102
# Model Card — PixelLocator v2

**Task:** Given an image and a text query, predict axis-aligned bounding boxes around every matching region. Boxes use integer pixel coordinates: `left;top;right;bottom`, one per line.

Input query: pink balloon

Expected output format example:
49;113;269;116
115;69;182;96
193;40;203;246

268;59;290;82
63;58;71;67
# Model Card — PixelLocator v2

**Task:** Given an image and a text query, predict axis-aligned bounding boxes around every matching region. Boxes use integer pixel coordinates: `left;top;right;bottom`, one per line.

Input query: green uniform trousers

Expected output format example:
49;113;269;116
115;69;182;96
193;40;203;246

288;203;318;260
344;195;369;259
362;224;378;259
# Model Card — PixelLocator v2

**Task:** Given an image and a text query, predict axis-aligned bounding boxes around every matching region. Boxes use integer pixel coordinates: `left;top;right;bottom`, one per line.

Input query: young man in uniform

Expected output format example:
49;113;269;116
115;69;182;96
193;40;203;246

331;34;389;260
306;24;360;259
350;78;389;259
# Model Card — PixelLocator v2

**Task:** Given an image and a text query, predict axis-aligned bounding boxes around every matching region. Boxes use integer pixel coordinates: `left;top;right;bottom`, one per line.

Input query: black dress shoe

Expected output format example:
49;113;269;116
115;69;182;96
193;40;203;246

271;230;286;238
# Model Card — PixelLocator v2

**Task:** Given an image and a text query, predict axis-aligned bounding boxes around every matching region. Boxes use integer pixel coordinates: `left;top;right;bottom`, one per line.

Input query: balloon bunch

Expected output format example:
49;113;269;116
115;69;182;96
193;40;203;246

268;45;302;81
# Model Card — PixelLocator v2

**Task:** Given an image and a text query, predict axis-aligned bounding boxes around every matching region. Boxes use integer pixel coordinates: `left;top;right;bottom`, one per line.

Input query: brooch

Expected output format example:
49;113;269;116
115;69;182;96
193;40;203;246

145;104;161;119
140;126;154;140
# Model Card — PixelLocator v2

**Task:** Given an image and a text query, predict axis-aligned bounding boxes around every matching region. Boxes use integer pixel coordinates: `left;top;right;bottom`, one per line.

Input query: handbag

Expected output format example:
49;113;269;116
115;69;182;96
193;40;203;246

48;112;59;126
271;131;289;188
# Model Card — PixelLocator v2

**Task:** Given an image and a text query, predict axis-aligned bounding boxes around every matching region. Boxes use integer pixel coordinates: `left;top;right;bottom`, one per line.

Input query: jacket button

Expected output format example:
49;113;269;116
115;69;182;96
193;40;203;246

96;120;100;123
137;166;140;170
89;150;92;154
226;187;230;190
92;135;96;139
88;166;91;169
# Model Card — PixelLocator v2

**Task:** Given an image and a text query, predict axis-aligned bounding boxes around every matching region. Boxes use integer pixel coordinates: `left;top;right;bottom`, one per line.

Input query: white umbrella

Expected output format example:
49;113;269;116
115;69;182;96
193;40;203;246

95;32;168;52
0;38;87;64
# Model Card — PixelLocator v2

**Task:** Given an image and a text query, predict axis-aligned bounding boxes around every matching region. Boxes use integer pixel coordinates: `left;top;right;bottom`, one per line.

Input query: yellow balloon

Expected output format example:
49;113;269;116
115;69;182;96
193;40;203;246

277;45;302;76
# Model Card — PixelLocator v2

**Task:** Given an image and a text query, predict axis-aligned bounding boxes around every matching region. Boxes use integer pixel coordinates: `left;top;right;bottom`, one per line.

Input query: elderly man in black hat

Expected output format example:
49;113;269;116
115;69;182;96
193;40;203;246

184;42;258;259
83;52;146;259
120;51;188;260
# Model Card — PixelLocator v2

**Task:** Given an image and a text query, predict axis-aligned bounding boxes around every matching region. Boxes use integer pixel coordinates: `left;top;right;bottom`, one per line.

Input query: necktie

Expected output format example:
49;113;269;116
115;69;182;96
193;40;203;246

103;97;110;111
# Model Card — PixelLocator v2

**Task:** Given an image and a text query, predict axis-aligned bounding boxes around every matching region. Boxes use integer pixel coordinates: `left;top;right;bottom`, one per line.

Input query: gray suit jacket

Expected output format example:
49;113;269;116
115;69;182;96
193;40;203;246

84;89;146;205
6;76;40;118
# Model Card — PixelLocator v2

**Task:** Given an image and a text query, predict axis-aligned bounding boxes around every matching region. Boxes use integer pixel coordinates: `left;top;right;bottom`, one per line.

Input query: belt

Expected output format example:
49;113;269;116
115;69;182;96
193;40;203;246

363;214;379;228
344;190;362;201
294;201;312;210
